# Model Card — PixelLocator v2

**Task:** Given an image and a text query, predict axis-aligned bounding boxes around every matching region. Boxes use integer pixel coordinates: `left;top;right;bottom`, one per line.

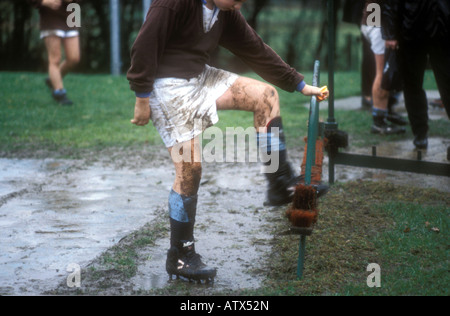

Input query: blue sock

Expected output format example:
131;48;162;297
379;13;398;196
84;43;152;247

372;107;388;118
168;189;197;249
257;117;287;171
53;89;67;96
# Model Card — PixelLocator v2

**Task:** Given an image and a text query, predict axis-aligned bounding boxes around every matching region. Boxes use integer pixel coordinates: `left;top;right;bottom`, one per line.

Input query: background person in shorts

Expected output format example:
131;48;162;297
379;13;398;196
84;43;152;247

127;0;328;282
30;0;81;105
361;0;405;135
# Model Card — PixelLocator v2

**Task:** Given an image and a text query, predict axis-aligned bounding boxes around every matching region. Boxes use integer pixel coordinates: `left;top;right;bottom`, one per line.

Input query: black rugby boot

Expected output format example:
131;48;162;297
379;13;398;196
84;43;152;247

166;241;216;284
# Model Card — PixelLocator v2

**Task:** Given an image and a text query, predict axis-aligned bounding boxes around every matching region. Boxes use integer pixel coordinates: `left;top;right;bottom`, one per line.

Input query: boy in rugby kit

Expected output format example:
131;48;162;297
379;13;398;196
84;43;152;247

30;0;81;105
127;0;328;282
361;0;406;135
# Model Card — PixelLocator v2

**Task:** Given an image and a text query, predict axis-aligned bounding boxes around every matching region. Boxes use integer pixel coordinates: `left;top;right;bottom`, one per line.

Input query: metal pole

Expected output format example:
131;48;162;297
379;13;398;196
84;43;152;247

143;0;152;22
326;0;338;184
110;0;121;75
297;60;321;280
305;60;321;185
326;0;336;127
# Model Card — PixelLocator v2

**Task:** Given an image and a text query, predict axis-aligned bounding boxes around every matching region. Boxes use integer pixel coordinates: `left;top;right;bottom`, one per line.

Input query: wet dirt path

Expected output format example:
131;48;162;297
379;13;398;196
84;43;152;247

1;136;448;295
0;154;282;295
0;157;173;295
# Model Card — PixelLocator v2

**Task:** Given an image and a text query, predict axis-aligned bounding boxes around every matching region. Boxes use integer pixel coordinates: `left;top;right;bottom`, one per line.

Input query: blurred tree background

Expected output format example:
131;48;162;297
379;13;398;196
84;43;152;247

0;0;362;74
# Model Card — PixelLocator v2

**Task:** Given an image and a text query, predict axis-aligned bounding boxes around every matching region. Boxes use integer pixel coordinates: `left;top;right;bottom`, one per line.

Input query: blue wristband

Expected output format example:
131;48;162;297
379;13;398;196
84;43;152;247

296;81;306;92
135;91;152;98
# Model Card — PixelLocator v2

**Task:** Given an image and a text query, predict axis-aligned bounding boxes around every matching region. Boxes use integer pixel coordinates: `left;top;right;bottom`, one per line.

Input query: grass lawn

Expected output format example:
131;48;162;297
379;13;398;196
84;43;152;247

1;71;448;296
0;70;444;156
258;181;449;296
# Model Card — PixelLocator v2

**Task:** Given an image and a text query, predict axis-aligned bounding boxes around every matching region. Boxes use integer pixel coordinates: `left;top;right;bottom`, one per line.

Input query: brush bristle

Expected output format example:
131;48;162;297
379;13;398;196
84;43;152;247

292;184;317;210
286;208;318;227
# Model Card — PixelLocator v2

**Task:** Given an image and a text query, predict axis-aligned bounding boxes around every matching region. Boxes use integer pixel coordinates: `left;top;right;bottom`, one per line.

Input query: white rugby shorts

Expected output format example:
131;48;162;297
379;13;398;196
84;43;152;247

149;65;239;147
361;25;385;55
40;29;79;39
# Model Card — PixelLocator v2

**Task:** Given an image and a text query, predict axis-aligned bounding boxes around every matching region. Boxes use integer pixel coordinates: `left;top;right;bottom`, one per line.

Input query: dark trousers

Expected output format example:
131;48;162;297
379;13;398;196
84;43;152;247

361;34;375;97
399;40;450;137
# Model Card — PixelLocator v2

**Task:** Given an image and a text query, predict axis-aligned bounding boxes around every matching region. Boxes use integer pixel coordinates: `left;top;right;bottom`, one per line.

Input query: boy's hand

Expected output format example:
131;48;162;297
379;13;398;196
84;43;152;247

385;40;399;50
131;97;151;126
300;84;329;101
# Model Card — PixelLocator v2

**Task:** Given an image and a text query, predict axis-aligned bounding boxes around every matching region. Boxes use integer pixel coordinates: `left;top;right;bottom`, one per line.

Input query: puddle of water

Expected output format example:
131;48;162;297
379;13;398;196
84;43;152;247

0;159;45;197
0;158;173;295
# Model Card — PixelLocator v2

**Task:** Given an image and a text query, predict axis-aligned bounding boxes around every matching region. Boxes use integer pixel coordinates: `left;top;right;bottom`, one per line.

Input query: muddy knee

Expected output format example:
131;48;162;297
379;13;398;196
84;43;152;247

254;86;280;127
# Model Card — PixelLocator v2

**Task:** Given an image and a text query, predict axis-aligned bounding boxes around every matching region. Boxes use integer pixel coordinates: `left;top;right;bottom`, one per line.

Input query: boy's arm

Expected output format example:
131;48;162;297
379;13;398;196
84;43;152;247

126;4;177;97
220;12;327;99
220;11;302;93
220;11;325;96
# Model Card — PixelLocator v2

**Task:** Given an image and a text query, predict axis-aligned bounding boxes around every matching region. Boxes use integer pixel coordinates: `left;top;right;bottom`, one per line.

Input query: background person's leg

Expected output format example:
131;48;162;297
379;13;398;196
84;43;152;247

399;41;429;147
61;36;80;78
429;41;450;117
44;35;64;91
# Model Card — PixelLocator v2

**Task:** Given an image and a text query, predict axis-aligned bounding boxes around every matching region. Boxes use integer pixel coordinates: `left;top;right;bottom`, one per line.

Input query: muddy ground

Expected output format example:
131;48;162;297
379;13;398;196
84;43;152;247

1;137;448;296
0;94;448;296
0;146;281;295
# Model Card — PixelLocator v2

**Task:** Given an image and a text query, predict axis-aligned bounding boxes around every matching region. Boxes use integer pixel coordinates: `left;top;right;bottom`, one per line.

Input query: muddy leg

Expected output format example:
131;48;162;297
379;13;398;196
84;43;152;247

216;77;280;131
167;137;202;249
169;137;202;197
166;137;216;281
216;77;297;206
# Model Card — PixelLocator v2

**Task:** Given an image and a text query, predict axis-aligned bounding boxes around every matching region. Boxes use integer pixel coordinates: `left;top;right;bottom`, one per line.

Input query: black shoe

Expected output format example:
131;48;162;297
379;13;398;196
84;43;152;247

264;164;329;207
386;112;408;126
166;241;216;283
264;162;298;206
413;134;428;149
52;90;73;106
371;118;406;135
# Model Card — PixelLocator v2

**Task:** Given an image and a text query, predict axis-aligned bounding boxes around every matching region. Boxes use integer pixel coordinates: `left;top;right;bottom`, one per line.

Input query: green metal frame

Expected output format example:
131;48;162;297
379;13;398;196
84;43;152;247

324;0;449;184
304;60;322;185
296;60;322;280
